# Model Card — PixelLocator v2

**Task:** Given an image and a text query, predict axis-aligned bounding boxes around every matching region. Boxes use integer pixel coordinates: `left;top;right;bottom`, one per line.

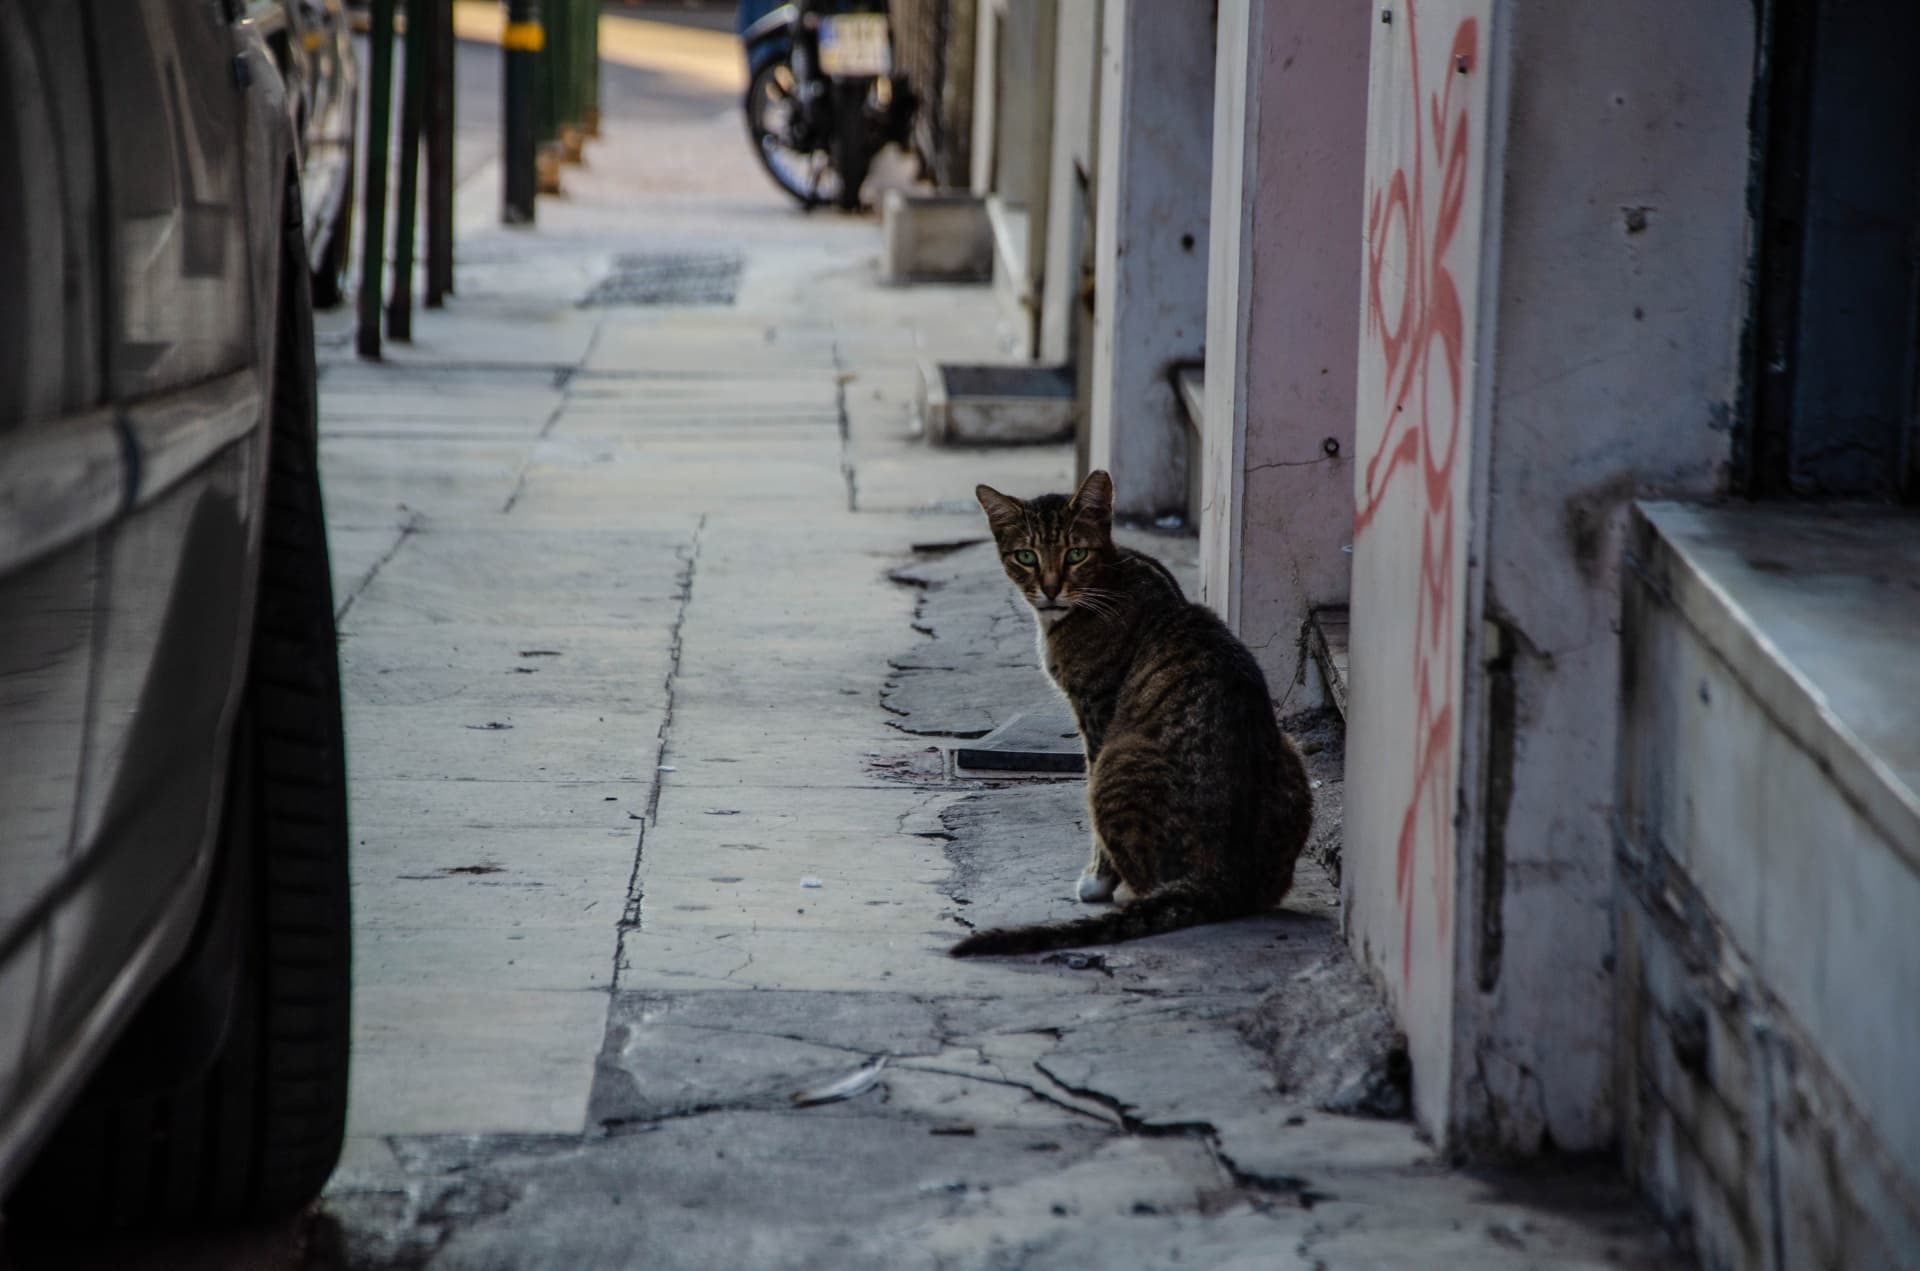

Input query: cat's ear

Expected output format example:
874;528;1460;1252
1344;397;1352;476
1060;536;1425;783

1069;470;1114;528
975;484;1023;533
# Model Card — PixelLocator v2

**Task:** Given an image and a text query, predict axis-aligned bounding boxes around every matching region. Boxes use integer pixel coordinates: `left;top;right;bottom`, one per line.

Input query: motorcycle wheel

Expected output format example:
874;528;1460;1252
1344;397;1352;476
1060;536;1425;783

745;59;842;209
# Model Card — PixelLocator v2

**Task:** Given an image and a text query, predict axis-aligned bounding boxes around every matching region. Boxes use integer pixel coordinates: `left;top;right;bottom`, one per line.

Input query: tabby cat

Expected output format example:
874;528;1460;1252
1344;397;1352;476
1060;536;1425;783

950;470;1313;957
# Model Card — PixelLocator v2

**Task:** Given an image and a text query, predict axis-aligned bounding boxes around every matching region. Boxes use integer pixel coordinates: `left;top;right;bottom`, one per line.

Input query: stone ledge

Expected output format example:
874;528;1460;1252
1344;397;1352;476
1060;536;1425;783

1619;499;1920;1263
1631;500;1920;870
1308;606;1350;721
880;190;993;285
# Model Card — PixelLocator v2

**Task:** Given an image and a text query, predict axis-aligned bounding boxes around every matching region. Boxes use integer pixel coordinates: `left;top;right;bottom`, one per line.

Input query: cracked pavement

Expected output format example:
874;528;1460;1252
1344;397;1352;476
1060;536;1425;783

315;353;1678;1271
66;19;1685;1270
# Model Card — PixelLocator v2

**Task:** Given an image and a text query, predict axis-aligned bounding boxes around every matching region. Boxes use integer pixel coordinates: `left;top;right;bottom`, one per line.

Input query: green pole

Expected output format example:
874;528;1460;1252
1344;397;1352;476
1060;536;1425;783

535;0;569;188
387;0;427;341
426;0;454;305
356;0;396;358
503;0;541;222
584;0;600;138
572;0;587;136
538;0;565;146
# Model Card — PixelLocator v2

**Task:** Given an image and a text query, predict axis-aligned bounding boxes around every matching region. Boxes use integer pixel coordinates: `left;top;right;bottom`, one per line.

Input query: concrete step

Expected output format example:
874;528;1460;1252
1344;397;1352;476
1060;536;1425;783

1617;500;1920;1269
917;360;1077;447
1309;605;1350;720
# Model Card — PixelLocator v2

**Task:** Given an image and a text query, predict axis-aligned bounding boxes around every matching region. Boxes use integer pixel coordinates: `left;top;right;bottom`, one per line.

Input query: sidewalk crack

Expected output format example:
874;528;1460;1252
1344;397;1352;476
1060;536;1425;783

894;1060;1121;1128
501;321;603;514
832;336;856;512
614;514;706;978
1029;1060;1322;1204
334;509;419;624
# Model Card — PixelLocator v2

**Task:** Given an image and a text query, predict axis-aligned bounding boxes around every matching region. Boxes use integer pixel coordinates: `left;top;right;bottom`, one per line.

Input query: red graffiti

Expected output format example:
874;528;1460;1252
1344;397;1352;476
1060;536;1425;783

1355;6;1479;992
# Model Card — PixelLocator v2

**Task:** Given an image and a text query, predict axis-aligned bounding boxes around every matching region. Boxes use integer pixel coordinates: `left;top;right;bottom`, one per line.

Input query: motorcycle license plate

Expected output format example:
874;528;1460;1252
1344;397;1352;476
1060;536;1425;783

819;14;891;77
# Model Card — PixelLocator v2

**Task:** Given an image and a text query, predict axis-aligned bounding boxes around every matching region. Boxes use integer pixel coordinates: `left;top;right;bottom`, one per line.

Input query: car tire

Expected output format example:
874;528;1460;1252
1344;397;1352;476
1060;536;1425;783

8;189;351;1230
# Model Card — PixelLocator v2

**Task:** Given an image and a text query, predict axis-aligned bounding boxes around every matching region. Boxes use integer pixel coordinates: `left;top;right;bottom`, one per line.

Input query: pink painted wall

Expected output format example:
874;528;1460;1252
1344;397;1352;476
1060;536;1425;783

1207;0;1371;700
1345;0;1494;1142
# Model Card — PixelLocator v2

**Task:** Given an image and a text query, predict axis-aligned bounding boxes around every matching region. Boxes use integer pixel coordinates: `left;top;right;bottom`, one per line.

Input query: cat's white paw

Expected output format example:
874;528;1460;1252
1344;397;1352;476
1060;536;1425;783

1077;871;1118;903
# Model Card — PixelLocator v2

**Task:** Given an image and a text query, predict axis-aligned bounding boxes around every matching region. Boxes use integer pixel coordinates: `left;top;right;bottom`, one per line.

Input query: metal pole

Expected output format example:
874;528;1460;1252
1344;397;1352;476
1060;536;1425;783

584;0;600;138
565;0;585;159
503;0;540;223
425;0;454;305
573;0;590;152
387;0;426;340
356;0;397;358
537;0;567;188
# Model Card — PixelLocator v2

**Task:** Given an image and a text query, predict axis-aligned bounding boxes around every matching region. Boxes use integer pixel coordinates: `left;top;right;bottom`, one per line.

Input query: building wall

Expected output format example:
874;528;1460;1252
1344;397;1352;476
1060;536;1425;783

969;0;1054;356
1087;0;1215;518
1198;0;1369;702
891;0;976;188
1345;0;1755;1152
1449;0;1753;1154
1037;0;1101;367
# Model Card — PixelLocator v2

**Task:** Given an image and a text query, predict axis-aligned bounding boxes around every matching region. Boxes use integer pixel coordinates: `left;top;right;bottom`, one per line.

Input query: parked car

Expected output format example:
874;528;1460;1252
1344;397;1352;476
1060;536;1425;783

0;0;352;1231
251;0;360;307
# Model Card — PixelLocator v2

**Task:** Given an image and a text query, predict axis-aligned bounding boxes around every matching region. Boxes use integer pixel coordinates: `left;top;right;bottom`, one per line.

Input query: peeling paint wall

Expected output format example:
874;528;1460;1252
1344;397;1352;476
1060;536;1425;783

1449;0;1753;1155
1198;0;1369;701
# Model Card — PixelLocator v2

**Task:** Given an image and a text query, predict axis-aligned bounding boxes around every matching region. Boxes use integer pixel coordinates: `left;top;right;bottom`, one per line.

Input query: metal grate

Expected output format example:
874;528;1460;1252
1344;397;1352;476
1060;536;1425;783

578;252;742;307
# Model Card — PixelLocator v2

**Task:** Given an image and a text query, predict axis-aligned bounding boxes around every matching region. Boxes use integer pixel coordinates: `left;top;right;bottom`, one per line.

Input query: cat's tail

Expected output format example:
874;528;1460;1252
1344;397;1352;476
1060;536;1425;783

949;878;1232;958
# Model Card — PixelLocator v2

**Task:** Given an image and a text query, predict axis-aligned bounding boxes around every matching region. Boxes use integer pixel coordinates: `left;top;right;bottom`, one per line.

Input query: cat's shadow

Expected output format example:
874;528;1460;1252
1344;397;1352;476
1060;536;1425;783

939;776;1348;987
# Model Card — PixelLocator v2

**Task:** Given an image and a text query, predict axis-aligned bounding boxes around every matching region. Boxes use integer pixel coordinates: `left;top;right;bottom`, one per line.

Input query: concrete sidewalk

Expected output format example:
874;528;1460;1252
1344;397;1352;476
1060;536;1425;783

301;61;1679;1271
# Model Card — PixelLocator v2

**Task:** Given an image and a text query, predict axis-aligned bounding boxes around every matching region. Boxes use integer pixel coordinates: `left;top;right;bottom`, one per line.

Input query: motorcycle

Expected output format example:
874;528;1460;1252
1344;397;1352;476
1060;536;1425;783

737;0;915;211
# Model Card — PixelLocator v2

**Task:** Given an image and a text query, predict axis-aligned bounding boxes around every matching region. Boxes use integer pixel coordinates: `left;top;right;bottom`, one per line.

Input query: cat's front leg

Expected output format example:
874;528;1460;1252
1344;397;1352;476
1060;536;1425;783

1077;836;1120;903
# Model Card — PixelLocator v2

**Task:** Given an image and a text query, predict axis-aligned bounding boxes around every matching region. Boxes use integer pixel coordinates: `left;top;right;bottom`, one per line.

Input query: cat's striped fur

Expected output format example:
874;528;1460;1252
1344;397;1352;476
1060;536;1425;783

950;471;1313;958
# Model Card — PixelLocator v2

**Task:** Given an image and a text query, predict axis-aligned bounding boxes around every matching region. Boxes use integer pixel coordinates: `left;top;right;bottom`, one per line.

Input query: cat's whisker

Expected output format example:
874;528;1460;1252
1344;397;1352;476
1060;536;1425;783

1069;588;1127;621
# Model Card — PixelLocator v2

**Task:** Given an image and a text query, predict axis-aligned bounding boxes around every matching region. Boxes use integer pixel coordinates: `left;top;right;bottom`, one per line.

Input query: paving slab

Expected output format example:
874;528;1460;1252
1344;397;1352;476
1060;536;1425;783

346;987;609;1136
342;778;655;830
351;923;618;993
344;705;663;784
351;828;635;929
317;439;530;519
327;525;407;606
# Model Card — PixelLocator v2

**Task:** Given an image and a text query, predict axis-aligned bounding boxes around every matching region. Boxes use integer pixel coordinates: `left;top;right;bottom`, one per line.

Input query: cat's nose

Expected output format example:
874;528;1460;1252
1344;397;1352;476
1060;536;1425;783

1040;576;1062;600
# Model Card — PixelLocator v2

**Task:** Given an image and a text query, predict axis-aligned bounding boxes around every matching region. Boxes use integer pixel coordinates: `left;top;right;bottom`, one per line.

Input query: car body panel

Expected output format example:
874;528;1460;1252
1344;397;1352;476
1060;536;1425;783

248;0;357;268
0;0;108;1123
48;0;261;1054
0;0;301;1200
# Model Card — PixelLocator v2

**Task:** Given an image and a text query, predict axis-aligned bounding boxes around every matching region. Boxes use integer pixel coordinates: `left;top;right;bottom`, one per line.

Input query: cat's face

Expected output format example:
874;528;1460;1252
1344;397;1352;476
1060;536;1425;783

975;471;1118;626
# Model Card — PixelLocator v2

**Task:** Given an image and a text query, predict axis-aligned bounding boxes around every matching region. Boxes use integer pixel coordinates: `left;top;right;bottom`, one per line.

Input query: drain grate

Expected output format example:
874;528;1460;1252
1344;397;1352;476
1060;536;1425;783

579;251;742;307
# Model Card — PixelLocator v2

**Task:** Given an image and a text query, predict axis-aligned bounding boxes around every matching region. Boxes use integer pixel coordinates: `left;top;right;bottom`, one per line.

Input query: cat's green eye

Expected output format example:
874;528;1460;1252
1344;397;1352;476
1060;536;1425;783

1013;550;1038;566
1066;548;1089;564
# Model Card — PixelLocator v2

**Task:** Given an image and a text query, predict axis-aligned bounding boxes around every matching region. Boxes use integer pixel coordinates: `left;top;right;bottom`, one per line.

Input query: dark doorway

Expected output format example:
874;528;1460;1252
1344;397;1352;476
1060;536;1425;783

1748;0;1920;501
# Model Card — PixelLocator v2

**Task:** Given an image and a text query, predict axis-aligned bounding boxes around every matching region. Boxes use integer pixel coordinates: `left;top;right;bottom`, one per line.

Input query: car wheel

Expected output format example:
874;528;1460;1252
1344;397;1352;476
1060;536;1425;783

8;188;351;1230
